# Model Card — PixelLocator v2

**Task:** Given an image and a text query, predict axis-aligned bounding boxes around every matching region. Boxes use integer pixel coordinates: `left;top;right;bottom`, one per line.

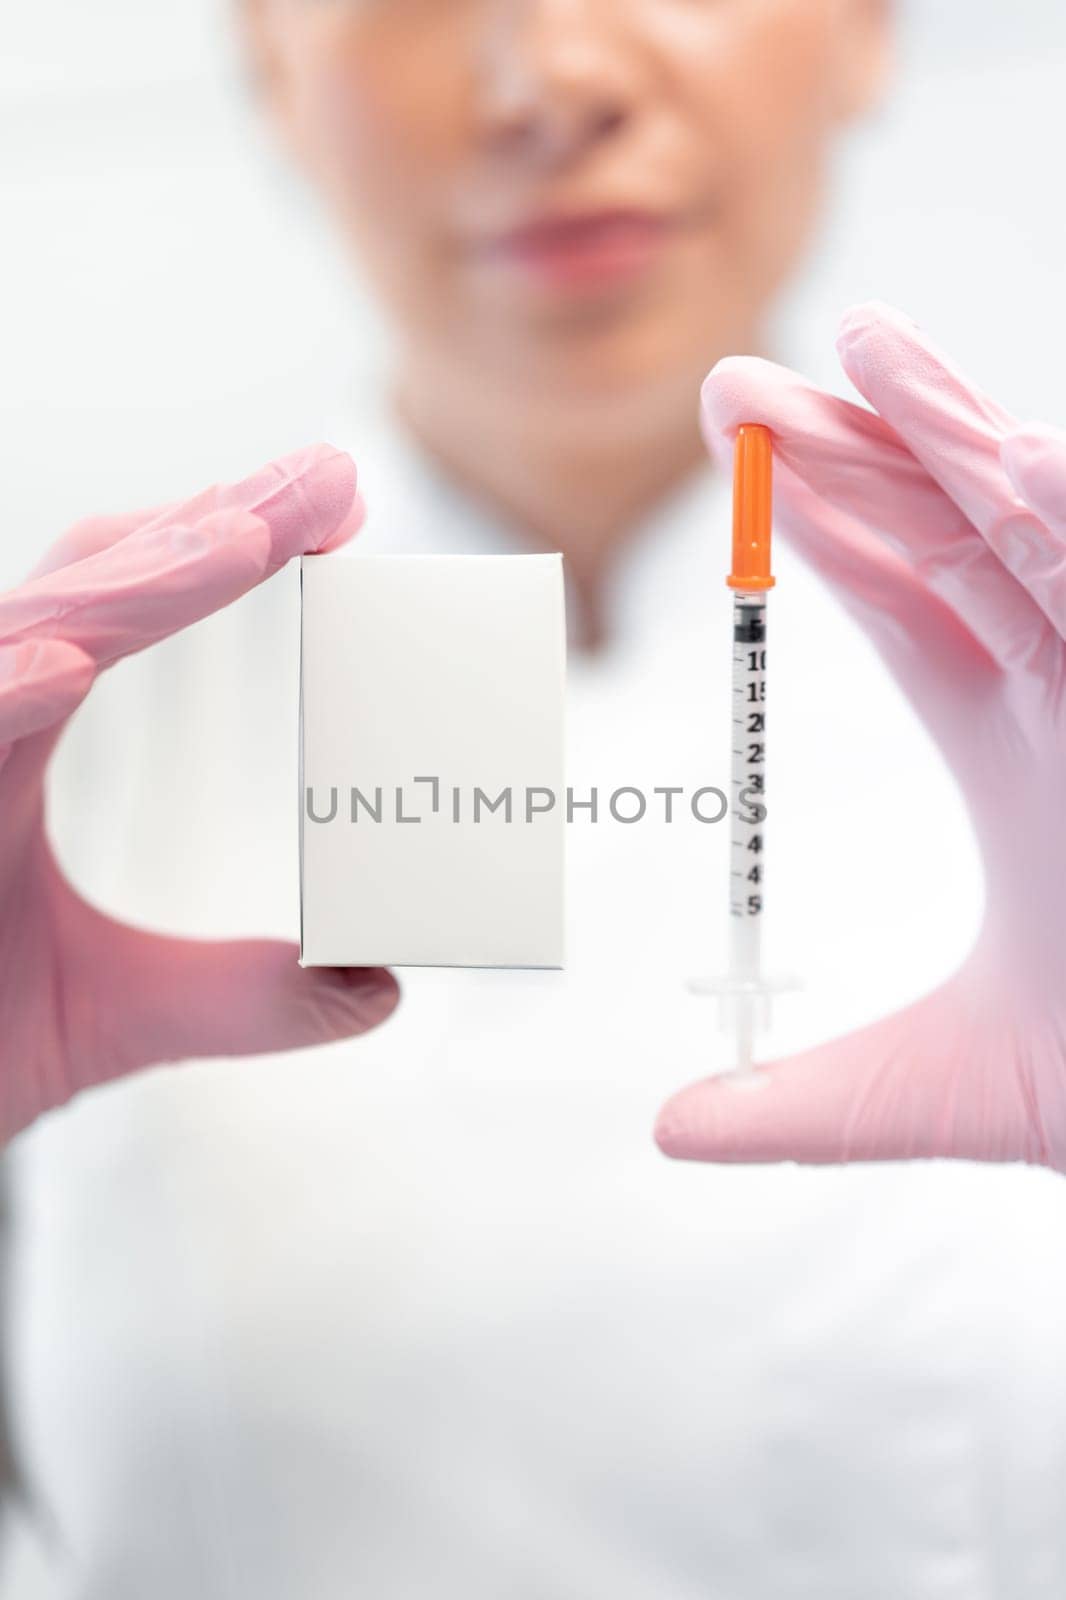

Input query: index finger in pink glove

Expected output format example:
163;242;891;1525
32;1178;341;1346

659;304;1066;1173
2;445;364;671
699;355;998;769
27;446;365;583
702;337;1043;676
27;506;178;581
837;303;1066;647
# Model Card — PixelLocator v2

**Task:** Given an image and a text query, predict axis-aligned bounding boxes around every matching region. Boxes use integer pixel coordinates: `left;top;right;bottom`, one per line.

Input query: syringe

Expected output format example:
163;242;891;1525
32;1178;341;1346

693;423;792;1073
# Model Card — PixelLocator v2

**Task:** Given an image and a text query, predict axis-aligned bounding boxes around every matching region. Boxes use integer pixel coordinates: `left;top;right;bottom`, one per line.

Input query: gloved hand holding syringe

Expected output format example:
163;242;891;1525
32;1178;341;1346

663;302;1066;1168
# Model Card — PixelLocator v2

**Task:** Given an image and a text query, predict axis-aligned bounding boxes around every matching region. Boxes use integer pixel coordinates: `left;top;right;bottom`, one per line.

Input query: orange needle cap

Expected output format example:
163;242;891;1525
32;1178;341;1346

728;423;775;591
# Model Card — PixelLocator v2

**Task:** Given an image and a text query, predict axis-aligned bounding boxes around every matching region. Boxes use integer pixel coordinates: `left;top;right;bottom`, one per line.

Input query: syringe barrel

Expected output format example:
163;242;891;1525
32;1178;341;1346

729;590;768;979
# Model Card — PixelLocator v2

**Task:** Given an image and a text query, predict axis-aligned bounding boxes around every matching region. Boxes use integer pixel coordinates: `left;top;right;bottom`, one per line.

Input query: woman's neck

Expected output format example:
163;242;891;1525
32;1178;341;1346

394;363;712;649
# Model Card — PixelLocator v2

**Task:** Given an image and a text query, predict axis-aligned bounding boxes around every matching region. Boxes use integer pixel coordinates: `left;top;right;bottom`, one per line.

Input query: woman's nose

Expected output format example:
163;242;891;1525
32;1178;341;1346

476;0;639;171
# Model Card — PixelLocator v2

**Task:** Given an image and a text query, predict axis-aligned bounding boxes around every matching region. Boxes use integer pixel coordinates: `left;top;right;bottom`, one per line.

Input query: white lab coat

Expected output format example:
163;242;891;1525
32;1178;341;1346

5;411;1066;1600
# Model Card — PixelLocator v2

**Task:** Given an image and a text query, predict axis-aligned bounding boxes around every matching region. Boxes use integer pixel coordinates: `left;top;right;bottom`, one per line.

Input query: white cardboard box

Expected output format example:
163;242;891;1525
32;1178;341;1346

299;554;566;968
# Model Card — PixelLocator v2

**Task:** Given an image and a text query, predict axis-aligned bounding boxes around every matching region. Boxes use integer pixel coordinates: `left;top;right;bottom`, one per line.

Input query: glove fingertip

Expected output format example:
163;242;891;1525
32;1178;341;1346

316;490;367;555
654;1072;772;1163
258;445;361;564
699;355;784;440
653;1094;706;1161
834;300;919;364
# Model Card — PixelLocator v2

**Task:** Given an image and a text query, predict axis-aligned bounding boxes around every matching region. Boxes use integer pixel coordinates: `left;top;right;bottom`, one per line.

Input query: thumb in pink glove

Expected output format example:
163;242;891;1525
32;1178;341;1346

0;447;399;1141
656;304;1066;1173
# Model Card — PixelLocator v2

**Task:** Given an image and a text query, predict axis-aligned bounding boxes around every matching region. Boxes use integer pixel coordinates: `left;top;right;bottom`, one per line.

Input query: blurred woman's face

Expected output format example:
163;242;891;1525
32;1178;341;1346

247;0;887;406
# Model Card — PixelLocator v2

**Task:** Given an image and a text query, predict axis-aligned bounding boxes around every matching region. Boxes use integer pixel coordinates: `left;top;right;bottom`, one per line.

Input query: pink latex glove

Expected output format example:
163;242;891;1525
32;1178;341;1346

0;447;399;1141
656;303;1066;1173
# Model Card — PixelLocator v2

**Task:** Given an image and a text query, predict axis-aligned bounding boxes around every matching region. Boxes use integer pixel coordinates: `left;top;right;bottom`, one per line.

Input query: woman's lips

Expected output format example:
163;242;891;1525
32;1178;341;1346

477;209;675;290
